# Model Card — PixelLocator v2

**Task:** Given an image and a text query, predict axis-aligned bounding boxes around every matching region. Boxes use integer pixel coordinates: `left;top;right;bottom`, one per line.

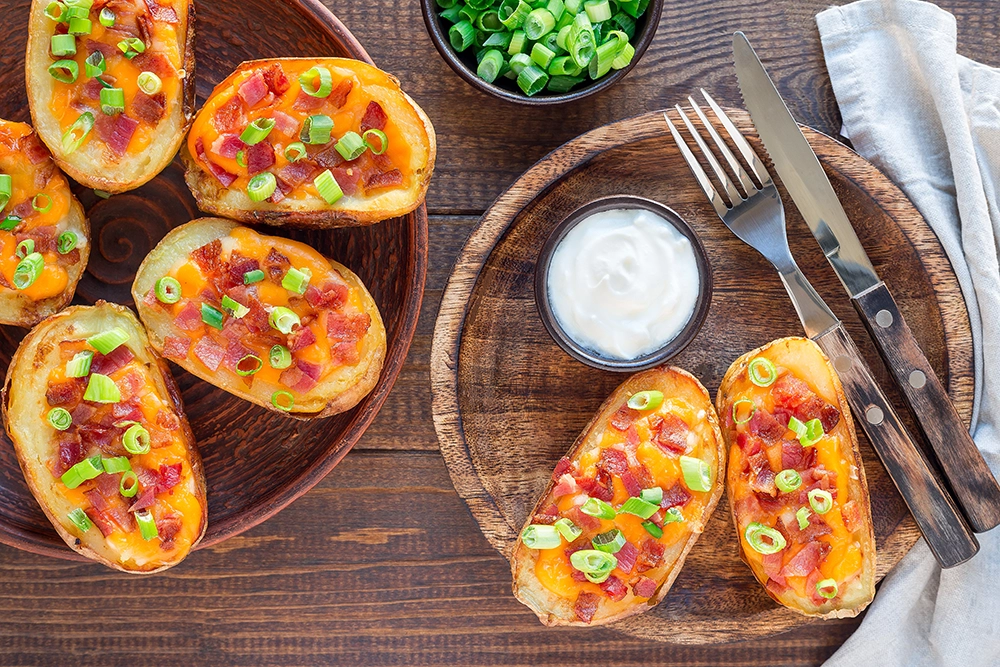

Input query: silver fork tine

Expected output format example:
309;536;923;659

701;89;773;187
674;105;745;208
688;95;758;197
663;112;729;218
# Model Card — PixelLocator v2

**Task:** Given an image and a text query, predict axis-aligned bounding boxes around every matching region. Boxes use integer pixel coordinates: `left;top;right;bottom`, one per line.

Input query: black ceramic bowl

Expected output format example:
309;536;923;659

421;0;664;105
535;195;713;371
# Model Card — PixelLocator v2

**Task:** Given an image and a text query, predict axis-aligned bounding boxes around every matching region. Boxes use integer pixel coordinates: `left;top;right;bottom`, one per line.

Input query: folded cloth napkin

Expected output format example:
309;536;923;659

816;0;1000;664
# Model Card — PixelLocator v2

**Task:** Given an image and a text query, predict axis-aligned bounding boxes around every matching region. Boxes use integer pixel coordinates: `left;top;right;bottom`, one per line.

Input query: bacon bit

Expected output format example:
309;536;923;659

18;226;57;253
599;575;628;602
660;483;692;510
95;113;139;157
781;440;817;471
70;403;97;424
158;463;182;491
772;375;841;431
360;101;388;132
85;508;116;537
225;252;260;287
610;404;638;431
189;240;220;274
84;38;117;59
192;336;225;371
806;568;830;605
90;345;135;376
565;504;601;532
766;578;789;599
597;447;629;476
734;493;763;520
329;341;358;366
238;72;269;108
364;169;403;191
46;378;85;406
220;316;250;342
328;78;354;109
330;166;361;197
632;576;658;598
222;338;253;373
279;364;318;394
213;97;244;134
286;326;316;353
327;311;371;341
112;401;143;424
162;335;192;360
747;449;776;494
157;513;183;547
842;500;862;533
619;470;643;497
131;51;175;79
83;76;112;101
51;434;84;477
781;541;831;578
263;247;291;282
292;89;326;111
117;372;143;402
277;161;317;190
246;141;275;176
156;410;180;431
615;540;638;574
761;552;787;586
129;486;156;512
16;132;50;164
552;457;573;480
196;137;237;187
779;509;832;544
298;360;322;381
531;503;560;525
756;491;785;514
573;592;600;623
265;111;296;139
132;91;166;124
262;63;290;95
211;134;246;160
748;408;787;443
304;282;348;310
636;538;665;573
143;0;178;22
243;300;272;335
655;413;689;454
551;473;578;499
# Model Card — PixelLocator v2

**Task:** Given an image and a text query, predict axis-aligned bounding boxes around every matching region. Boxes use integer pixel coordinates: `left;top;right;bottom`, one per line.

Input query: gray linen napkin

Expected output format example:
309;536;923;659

815;0;1000;664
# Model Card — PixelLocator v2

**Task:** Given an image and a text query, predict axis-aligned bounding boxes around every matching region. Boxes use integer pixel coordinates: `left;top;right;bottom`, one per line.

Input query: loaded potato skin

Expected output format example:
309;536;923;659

717;337;875;618
511;366;725;626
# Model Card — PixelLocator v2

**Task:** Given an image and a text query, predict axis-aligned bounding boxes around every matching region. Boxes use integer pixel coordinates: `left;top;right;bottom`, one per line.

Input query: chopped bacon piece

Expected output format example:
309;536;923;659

143;0;178;22
564;504;601;532
95;113;139;157
756;491;785;514
214;97;243;134
112;401;143;424
18;226;57;253
192;336;225;371
360;101;388;132
326;311;371;341
610;404;638;431
117;372;143;403
238;72;269;108
575;471;614;502
224;252;260;288
636;538;665;573
599;575;628;602
262;63;290;95
632;576;658;598
738;433;763;457
781;541;831;578
761;552;787;586
196;137;237;187
157;513;183;547
80;424;124;456
83;76;112;100
131;51;174;79
129;486;156;512
191;239;221;273
85;508;116;537
279;364;318;394
655;413;689;454
297;360;322;381
292;87;326;110
132;91;166;124
70;403;97;425
269;109;298;136
90;345;135;376
364;169;403;191
51;433;84;477
329;78;354;108
620;470;642;497
212;134;246;160
552;457;572;480
660;483;692;510
806;568;831;605
615;540;638;574
174;304;203;333
747;449;776;494
246;141;275;176
748;408;787;443
734;493;763;520
84;38;117;59
531;503;560;525
304;281;349;309
781;440;817;472
263;247;291;282
597;447;628;476
222;338;253;372
330;341;360;366
11;200;34;219
766;578;789;599
158;463;182;491
551;473;578;499
779;510;832;544
162;335;192;360
772;374;841;431
330;166;361;197
277;161;317;191
842;500;862;533
46;378;85;406
156;410;180;431
574;592;600;624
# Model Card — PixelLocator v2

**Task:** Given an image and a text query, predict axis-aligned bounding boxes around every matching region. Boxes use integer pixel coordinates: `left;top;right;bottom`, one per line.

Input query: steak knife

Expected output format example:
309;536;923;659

733;31;1000;533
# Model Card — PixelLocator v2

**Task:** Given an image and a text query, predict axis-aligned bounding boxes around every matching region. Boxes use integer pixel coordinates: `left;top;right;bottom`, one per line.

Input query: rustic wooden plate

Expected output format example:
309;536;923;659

0;0;428;559
431;109;973;643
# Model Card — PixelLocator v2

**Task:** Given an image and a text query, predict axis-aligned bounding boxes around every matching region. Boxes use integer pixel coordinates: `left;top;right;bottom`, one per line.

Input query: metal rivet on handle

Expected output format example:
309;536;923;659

876;310;894;328
866;406;885;425
834;356;853;373
909;370;927;389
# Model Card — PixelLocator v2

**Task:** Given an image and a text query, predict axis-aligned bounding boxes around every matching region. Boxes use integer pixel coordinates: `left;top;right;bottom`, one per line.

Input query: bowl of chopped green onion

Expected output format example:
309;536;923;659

422;0;662;104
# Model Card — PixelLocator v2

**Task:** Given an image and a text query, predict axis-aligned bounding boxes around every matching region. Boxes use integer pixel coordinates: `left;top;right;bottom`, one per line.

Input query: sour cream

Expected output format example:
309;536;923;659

546;207;701;361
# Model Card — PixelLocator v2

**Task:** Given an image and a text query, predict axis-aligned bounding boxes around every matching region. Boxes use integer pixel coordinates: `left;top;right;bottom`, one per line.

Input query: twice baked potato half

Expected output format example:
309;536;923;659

2;302;206;573
0;119;89;326
132;218;386;419
182;58;436;227
512;367;725;626
717;337;875;618
26;0;195;193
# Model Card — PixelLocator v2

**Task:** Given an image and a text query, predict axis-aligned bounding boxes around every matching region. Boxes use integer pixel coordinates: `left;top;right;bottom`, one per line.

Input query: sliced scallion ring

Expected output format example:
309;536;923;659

51;34;77;57
521;524;561;549
123;423;150;455
85;51;106;78
201;303;225;330
679;455;713;492
0;215;21;231
0;174;10;211
569;549;617;583
298;66;333;98
580;497;615;520
119;470;139;497
32;193;53;213
796;506;811;530
627;390;663;411
135;509;158;541
57;231;78;254
13;253;44;290
67;507;93;532
281;266;312;295
236;354;263;377
243;269;265;285
774;469;802;493
334;131;367;161
240;118;276;146
137;71;162;95
553;517;581;542
66;350;93;377
247;172;277;203
748;357;778;387
44;1;66;21
47;407;72;431
101;456;131;474
642;521;663;538
314;169;344;205
117;37;145;59
48;59;79;84
16;239;34;259
732;398;756;425
619;496;659;519
61;455;103;489
221;295;249;319
83;373;120;403
591;528;625;553
61;112;94;154
269;344;292;369
816;578;839;600
744;521;786;555
789;416;824;447
284;142;307;162
268;306;300;334
271;390;294;412
155;276;182;304
663;506;684;523
99;7;115;27
300;114;333;145
808;489;834;515
67;16;91;35
100;87;125;115
87;327;128;354
639;486;663;505
236;150;247;168
362;129;388;155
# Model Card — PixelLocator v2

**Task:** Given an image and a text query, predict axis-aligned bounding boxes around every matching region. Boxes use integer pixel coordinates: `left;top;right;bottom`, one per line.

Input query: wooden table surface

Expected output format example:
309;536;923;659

1;1;997;665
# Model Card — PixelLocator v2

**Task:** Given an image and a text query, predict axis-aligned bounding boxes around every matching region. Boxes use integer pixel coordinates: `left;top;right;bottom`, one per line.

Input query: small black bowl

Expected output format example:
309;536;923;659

420;0;664;106
534;196;713;371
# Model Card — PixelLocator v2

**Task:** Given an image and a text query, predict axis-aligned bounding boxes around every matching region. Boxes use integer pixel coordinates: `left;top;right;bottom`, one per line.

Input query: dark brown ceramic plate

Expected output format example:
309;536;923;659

0;0;428;560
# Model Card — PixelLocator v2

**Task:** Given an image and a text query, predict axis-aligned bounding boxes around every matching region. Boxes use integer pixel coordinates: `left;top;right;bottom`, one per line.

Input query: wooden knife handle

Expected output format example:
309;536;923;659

814;323;978;567
854;282;1000;533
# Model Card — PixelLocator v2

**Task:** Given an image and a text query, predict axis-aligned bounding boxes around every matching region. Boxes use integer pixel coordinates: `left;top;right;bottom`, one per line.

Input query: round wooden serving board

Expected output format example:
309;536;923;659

431;109;974;643
0;0;428;559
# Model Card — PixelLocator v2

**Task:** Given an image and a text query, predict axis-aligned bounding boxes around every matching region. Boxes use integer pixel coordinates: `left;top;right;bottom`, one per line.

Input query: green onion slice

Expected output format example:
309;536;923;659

524;8;556;40
619;496;659;519
517;64;549;96
47;407;72;431
362;129;389;155
521;524;562;549
61;112;94;154
300;114;333;145
61;455;103;489
155;276;182;304
100;86;125;115
567;12;596;68
584;0;612;22
314;169;344;205
51;34;77;57
135;509;158;540
221;295;249;319
240;118;276;146
732;398;756;425
236;354;263;377
99;7;115;27
271;390;294;412
243;269;265;285
247;172;277;203
298;66;333;98
16;239;34;259
642;521;663;539
137;71;162;95
83;373;120;403
87;327;128;354
679;455;713;492
775;469;802;493
569;549;617;583
639;486;663;505
748;357;778;387
66;350;93;378
45;1;66;21
85;51;106;78
201;303;224;330
48;59;79;84
236;150;247;168
611;41;636;70
815;578;839;600
449;19;476;51
789;416;824;447
284;142;307;162
101;456;131;474
808;489;834;515
68;16;91;35
67;507;92;532
57;231;78;254
334;132;367;161
13;252;44;290
117;37;145;59
531;42;556;69
663;506;684;524
580;497;616;520
119;470;139;497
269;344;292;369
32;193;53;213
0;215;21;231
627;390;663;411
0;174;10;211
591;528;625;553
744;521;787;555
281;266;311;295
123;423;151;455
553;517;581;542
796;506;811;530
476;48;505;84
268;306;300;334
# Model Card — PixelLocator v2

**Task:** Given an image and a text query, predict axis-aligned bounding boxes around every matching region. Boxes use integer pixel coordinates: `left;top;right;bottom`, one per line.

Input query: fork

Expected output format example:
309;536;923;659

665;91;978;568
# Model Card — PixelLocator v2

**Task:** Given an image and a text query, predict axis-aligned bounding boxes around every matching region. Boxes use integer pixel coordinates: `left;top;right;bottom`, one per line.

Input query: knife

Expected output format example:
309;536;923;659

733;31;1000;533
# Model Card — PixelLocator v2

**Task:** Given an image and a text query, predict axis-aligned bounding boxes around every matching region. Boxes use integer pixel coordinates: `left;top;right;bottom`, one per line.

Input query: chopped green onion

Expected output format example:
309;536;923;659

117;37;145;59
775;469;802;493
611;42;636;71
68;16;91;35
300;114;333;145
247;172;277;203
87;327;128;354
236;150;247;168
137;71;162;95
476;10;502;32
508;53;532;76
119;470;139;497
335;132;367;161
61;112;94;154
271;390;294;412
639;486;663;505
16;240;34;259
155;276;182;304
531;42;556;69
314;169;344;205
584;0;612;22
236;354;263;377
508;29;527;54
95;189;111;198
524;8;556;40
362;129;389;155
748;357;778;387
482;31;511;50
610;11;636;38
521;524;562;549
620;496;659;519
619;0;650;18
796;506;811;530
663;506;684;523
0;175;9;211
627;390;663;411
32;193;53;213
66;350;93;377
744;521;786;555
135;509;158;540
788;416;824;447
243;269;265;285
268;306;300;334
221;295;249;319
642;521;663;538
569;549;617;583
816;578;839;600
588;30;626;79
123;423;150;455
298;66;333;97
733;398;756;425
269;344;292;369
99;7;115;27
63;5;88;19
201;303;224;330
48;407;72;430
101;456;131;474
808;489;834;515
591;528;625;553
580;497;616;520
517;65;549;96
48;59;79;83
240;118;275;146
439;5;462;22
680;455;713;492
44;1;66;21
100;87;124;115
51;34;77;57
57;231;78;254
284;142;307;162
548;75;586;93
67;507;92;532
567;12;596;68
83;373;120;403
0;215;21;231
499;0;531;30
556;24;573;50
61;455;103;489
13;253;44;290
281;266;312;295
449;19;476;51
553;517;581;542
547;0;566;21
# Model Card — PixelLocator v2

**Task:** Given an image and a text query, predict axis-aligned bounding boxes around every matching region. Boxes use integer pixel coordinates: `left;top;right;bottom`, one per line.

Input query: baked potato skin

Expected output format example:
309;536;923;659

131;218;386;419
25;0;196;193
182;58;436;228
717;337;875;619
511;366;725;627
2;302;207;573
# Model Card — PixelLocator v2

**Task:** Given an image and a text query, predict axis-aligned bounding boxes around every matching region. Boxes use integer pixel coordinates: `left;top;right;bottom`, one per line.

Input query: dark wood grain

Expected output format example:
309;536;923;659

430;111;973;642
1;0;999;665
